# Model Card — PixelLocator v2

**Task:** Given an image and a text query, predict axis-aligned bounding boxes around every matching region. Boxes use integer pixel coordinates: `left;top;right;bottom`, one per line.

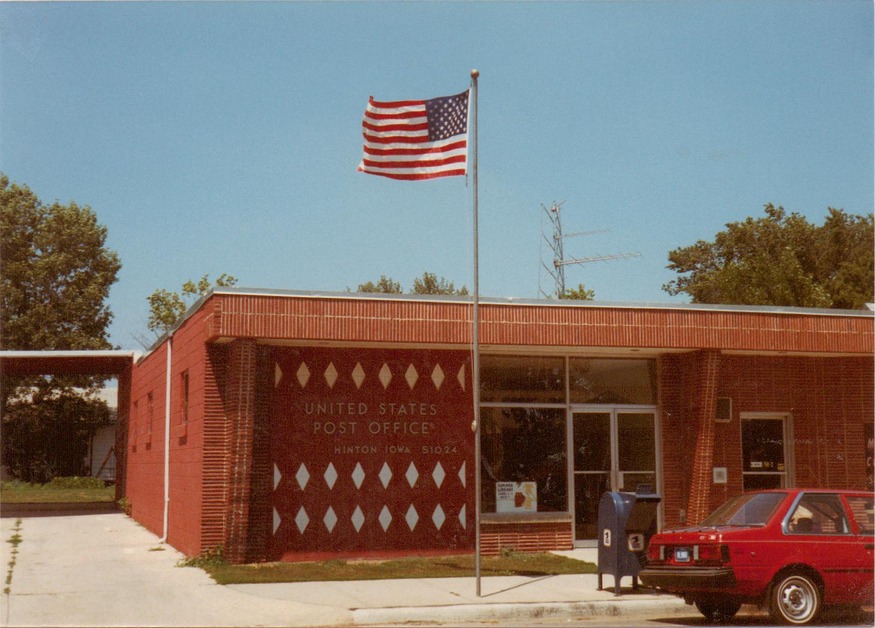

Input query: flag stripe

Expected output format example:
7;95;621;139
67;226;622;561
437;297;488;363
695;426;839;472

358;90;469;181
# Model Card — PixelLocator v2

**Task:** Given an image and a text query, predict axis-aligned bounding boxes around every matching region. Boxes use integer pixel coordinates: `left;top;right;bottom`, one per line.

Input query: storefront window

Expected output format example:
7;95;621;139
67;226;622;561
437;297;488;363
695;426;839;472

569;358;656;404
480;407;567;513
481;355;565;403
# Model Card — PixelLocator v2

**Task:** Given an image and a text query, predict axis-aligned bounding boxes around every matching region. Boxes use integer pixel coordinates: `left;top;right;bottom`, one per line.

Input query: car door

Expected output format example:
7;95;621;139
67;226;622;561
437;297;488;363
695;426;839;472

840;493;875;604
784;492;864;604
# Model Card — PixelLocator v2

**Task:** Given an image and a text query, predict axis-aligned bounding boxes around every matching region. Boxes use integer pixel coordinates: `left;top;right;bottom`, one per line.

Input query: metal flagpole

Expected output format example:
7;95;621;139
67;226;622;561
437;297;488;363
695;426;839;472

469;68;482;597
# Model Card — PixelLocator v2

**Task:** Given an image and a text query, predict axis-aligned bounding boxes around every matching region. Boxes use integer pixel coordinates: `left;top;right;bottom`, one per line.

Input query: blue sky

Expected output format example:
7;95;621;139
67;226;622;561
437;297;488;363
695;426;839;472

1;1;872;350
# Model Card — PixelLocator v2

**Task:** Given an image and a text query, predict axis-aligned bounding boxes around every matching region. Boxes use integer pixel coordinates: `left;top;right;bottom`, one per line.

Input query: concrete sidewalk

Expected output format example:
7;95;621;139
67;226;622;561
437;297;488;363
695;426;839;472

0;512;687;627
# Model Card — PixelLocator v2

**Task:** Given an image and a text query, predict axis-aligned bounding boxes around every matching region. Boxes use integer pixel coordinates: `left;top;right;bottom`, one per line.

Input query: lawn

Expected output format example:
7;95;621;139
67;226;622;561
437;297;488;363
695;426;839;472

183;550;597;585
0;478;115;504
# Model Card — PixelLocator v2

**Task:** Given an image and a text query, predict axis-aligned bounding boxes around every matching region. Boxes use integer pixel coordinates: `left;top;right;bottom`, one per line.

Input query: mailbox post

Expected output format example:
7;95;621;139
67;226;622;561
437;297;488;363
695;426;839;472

597;486;661;594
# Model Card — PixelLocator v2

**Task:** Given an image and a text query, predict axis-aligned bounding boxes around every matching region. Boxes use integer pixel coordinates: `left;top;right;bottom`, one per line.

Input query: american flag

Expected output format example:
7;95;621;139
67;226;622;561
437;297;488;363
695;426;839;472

357;90;470;180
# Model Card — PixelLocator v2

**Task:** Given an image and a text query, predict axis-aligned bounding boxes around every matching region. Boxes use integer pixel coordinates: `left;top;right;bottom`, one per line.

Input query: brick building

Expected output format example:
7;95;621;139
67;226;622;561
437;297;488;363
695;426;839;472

122;288;873;563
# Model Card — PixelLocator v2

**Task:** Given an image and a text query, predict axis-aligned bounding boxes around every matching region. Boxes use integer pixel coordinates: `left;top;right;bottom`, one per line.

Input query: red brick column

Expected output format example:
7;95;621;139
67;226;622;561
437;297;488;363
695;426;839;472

686;350;721;524
224;338;258;563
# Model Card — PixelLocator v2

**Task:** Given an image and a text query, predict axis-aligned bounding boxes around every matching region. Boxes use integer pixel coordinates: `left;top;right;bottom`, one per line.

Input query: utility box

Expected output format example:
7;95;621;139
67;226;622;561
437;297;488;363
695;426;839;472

597;486;661;594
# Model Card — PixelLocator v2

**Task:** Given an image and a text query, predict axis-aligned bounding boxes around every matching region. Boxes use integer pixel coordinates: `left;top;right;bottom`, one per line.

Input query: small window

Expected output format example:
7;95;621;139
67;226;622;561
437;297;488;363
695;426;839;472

180;371;190;423
846;496;875;534
787;493;850;535
147;392;154;434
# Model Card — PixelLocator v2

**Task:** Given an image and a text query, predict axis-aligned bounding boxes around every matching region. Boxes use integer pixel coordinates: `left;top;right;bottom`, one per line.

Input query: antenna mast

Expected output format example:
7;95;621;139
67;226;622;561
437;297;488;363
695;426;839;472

538;202;641;299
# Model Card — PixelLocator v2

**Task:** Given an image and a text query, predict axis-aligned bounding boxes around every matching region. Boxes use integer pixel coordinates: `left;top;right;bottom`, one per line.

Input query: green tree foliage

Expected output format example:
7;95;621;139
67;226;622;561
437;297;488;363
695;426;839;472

0;175;121;482
558;284;595;300
353;272;469;295
663;204;874;309
356;275;402;294
146;273;238;335
1;175;121;351
411;272;468;295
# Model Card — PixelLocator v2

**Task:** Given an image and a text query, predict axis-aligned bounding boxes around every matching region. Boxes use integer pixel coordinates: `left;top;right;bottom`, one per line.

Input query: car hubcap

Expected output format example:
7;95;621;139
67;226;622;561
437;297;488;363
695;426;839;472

780;579;815;621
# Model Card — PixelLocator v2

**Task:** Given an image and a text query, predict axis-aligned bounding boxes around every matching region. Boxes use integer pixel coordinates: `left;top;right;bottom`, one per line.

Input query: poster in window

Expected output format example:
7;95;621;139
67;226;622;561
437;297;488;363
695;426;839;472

496;481;537;513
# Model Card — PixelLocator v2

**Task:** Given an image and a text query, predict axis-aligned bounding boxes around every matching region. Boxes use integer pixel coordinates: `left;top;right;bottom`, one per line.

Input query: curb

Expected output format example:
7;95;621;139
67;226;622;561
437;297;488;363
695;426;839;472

351;597;690;625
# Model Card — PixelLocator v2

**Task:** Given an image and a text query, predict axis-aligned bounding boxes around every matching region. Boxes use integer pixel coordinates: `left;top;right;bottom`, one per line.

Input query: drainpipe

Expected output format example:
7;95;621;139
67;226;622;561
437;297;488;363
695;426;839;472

159;335;172;543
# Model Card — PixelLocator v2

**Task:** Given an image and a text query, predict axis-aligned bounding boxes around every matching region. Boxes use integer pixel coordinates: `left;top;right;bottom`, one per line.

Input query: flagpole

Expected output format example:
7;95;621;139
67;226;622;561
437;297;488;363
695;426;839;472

469;68;482;597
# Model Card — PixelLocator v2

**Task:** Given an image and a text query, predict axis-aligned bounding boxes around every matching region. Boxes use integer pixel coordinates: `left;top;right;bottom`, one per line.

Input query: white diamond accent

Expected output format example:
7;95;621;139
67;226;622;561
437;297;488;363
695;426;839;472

351;506;365;532
379;506;392;531
457;364;466;391
296;362;310;388
274;464;282;491
295;463;309;491
379;363;392;389
405;364;419;389
406;504;419;531
431;364;445;390
406;462;419;488
458;461;466;488
324;363;338;389
432;505;446;530
352;462;365;489
324;463;338;489
275;363;283;387
432;462;445;488
273;507;281;534
379;462;393;488
323;507;338;533
295;506;309;534
459;504;467;529
352;362;366;389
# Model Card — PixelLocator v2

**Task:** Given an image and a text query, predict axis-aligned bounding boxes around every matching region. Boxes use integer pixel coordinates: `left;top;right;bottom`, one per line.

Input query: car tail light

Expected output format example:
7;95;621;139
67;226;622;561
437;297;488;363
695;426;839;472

647;543;665;562
693;544;729;565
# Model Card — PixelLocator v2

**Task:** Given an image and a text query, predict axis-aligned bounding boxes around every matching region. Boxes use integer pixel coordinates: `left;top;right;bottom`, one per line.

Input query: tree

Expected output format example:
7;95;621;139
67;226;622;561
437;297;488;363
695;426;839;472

663;204;873;309
146;273;238;336
1;175;121;351
559;283;595;301
355;275;402;294
411;272;468;295
0;175;121;481
352;272;469;295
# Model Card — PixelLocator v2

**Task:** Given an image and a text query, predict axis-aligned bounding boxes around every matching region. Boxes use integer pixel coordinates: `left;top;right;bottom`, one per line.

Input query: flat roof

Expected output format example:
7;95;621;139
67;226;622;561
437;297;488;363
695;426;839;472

212;286;874;318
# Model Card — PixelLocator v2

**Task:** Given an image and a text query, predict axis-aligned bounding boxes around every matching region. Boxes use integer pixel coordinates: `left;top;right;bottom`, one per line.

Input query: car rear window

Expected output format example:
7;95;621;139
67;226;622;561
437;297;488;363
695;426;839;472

701;492;786;526
787;494;850;534
846;496;875;534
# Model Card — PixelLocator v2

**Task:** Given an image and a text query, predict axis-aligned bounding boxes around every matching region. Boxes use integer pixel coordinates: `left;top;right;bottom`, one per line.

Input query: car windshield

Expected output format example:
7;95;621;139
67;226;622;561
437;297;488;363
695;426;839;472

700;492;787;527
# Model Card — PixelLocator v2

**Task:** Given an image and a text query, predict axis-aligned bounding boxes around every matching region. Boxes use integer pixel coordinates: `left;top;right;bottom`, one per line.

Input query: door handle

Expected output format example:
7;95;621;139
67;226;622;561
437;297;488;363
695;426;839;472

865;544;874;550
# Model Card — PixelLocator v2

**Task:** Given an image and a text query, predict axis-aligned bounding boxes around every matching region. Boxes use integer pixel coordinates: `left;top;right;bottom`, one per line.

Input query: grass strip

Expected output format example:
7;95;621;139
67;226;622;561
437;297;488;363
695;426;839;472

0;486;115;504
186;551;596;585
1;478;114;504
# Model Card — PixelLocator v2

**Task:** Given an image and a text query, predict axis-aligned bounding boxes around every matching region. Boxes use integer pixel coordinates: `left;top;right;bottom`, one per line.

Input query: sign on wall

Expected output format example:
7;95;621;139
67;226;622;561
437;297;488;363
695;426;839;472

269;347;474;559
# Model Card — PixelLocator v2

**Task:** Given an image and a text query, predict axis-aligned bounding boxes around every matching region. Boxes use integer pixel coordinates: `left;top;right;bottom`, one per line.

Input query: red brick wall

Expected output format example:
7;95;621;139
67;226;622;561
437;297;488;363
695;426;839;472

660;353;873;528
481;521;573;555
205;293;873;355
127;307;210;557
267;347;474;561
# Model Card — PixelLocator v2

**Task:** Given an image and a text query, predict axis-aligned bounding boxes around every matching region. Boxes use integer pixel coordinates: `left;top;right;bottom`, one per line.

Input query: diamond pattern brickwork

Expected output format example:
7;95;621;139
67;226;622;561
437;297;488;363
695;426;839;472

269;348;474;559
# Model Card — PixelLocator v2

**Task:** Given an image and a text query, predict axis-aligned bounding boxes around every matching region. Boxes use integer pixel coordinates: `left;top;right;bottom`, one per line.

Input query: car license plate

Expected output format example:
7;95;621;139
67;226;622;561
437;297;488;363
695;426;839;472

674;547;691;562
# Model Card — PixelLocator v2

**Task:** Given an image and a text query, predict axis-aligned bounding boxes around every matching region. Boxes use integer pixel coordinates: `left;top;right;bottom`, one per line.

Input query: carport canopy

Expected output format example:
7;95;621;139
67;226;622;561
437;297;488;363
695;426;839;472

0;350;139;376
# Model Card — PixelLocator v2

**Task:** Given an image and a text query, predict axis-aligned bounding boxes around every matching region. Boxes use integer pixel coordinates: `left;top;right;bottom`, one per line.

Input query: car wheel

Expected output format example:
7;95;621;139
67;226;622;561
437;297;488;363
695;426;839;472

694;599;742;623
769;573;822;625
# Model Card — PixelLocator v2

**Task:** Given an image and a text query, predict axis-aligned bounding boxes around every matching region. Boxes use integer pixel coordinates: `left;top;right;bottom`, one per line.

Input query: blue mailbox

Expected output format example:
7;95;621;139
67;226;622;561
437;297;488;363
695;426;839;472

597;486;661;595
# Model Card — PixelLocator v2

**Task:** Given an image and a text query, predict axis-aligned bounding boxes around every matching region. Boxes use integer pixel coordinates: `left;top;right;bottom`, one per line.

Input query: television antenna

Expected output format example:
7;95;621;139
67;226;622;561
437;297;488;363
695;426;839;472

538;201;641;299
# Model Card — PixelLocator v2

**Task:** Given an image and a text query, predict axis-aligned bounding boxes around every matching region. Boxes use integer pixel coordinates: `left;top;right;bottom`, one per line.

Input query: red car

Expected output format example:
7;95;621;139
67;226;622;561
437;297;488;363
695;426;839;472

639;489;874;625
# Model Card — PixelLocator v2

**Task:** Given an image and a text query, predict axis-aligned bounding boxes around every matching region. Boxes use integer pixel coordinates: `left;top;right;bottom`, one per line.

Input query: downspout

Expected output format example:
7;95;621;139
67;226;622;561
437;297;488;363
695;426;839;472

160;335;172;543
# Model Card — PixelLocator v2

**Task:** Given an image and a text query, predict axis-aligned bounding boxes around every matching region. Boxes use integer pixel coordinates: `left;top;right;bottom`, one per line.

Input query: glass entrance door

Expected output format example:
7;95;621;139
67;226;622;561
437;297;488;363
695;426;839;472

572;410;657;543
